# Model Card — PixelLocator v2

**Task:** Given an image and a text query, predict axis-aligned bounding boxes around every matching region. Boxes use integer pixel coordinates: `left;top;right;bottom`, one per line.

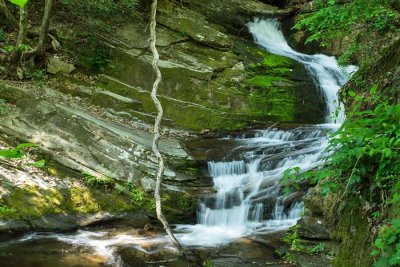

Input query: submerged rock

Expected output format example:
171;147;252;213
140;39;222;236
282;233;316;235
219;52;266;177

115;244;180;266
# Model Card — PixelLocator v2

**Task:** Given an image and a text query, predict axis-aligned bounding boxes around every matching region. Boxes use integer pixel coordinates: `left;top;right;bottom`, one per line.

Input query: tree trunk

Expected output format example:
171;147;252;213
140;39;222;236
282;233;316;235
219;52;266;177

149;0;183;253
26;0;54;59
16;4;28;47
0;0;19;30
11;3;28;64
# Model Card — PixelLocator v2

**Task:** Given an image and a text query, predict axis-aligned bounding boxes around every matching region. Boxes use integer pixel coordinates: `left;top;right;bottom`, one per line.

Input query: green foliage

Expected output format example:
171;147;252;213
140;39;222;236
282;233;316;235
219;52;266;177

284;224;304;252
338;43;359;65
8;0;29;8
281;166;302;196
283;252;296;263
0;143;37;159
93;49;113;73
294;0;399;47
309;243;326;254
372;219;400;266
81;172;147;205
4;44;32;53
282;85;399;265
202;259;214;267
286;86;399;196
26;69;46;88
81;171;114;188
321;89;400;196
0;205;17;218
115;182;145;203
26;159;46;168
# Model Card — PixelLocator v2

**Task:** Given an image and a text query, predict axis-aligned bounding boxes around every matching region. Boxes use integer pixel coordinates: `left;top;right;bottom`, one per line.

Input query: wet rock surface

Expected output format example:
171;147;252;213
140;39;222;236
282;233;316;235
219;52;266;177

115;232;292;267
56;0;325;131
0;83;210;192
297;188;330;240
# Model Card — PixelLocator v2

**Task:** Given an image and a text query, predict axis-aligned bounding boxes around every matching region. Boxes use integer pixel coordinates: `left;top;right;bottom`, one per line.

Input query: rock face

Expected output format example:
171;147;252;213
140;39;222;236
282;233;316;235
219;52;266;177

297;188;330;240
0;0;328;231
0;154;150;231
65;0;325;131
0;82;201;231
0;83;209;192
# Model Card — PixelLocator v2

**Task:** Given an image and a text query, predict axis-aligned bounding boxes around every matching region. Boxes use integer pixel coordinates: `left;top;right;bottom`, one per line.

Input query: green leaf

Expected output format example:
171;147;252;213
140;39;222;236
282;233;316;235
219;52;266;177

348;90;356;97
34;159;45;168
8;0;29;7
0;148;24;158
16;143;37;150
370;85;378;95
371;249;379;256
0;143;37;159
374;238;384;249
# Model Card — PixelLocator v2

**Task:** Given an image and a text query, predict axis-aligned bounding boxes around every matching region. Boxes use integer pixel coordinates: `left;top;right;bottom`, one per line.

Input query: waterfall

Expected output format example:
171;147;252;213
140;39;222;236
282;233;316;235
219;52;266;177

176;19;356;247
247;18;357;124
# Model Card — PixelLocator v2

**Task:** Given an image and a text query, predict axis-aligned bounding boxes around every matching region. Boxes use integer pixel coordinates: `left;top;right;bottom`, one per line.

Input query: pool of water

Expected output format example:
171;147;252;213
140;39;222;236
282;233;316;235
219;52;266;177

0;226;291;267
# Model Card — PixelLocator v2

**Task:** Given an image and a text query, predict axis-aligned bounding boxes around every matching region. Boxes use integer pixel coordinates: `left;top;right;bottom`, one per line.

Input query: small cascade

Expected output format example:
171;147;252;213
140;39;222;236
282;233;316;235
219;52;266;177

248;18;357;124
176;19;357;247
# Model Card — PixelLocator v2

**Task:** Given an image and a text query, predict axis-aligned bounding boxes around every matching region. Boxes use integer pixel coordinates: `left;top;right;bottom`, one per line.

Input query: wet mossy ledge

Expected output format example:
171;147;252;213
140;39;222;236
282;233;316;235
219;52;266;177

242;47;326;124
53;1;327;132
92;43;326;130
0;162;196;232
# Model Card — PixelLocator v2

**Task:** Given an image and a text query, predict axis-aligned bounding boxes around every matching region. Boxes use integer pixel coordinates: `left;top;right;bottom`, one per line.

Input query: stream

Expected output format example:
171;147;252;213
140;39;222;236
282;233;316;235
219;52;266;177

0;19;355;266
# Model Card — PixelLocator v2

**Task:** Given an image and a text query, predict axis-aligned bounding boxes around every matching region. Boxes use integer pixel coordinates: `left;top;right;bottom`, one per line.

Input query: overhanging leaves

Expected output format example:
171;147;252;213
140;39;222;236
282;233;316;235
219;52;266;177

8;0;29;8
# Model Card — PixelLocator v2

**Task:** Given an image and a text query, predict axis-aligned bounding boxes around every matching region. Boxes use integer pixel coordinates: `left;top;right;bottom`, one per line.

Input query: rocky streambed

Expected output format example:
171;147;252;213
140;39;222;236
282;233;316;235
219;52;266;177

0;0;358;266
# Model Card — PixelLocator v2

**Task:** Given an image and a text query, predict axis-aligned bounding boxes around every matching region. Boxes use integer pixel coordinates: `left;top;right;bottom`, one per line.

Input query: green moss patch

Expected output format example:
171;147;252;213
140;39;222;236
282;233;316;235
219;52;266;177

248;75;293;88
262;53;294;68
4;182;140;220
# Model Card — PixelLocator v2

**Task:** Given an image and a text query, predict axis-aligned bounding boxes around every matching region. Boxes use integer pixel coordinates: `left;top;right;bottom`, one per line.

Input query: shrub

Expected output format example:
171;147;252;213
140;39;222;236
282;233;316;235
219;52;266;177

294;0;399;47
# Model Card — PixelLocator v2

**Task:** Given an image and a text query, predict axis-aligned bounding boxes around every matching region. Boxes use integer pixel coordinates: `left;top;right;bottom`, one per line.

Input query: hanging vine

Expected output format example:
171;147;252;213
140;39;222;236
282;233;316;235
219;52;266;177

148;0;183;253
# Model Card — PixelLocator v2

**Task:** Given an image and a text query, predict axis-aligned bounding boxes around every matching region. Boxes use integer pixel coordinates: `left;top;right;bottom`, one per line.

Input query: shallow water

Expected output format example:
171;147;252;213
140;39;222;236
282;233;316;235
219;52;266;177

0;226;291;267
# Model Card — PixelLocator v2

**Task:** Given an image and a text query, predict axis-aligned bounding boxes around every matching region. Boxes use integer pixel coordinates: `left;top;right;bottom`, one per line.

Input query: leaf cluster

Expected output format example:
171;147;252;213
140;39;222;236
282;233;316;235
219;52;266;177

0;143;37;159
81;171;114;189
372;219;400;267
282;85;399;266
81;171;146;204
0;143;46;167
294;0;399;47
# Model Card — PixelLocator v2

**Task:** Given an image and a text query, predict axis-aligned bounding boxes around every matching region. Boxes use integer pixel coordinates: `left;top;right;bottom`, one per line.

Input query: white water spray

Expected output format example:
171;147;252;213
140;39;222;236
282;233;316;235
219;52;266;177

176;19;356;247
248;18;357;124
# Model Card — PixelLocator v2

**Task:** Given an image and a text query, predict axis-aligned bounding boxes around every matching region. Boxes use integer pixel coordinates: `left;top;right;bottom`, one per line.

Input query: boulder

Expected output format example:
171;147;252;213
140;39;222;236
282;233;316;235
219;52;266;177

297;188;330;240
115;244;180;266
47;56;75;75
297;215;330;240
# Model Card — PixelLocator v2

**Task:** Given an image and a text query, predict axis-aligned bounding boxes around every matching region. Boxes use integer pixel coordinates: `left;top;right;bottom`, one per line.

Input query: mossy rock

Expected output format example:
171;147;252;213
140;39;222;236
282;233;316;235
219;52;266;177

237;45;325;123
325;198;374;267
5;183;139;220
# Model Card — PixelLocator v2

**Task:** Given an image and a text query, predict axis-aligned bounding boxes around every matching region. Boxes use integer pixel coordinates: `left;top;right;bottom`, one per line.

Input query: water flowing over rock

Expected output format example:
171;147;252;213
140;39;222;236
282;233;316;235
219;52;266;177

174;19;354;247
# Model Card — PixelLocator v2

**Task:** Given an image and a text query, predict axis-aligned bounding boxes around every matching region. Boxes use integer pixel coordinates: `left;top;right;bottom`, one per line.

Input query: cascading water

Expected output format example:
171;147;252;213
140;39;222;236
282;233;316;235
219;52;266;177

175;18;357;247
248;18;358;125
0;19;359;265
